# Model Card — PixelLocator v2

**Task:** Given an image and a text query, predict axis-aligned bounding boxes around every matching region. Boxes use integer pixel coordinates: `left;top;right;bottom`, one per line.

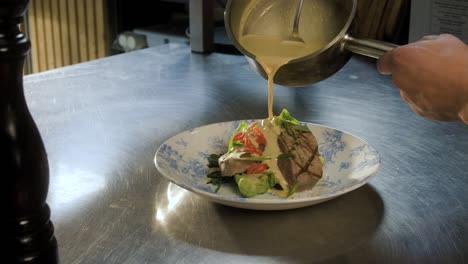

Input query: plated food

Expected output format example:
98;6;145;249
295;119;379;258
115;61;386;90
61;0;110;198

155;120;380;210
207;109;324;198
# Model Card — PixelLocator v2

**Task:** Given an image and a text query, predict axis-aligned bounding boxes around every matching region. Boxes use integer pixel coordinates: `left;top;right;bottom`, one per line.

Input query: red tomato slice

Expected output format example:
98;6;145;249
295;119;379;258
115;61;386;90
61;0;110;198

252;127;267;145
256;134;266;145
246;163;268;174
233;132;245;141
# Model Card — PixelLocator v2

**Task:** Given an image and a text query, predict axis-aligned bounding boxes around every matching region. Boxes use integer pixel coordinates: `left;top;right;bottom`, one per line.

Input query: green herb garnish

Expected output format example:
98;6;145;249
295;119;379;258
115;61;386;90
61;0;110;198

206;170;233;193
277;153;295;159
273;109;310;136
287;183;298;197
207;154;221;168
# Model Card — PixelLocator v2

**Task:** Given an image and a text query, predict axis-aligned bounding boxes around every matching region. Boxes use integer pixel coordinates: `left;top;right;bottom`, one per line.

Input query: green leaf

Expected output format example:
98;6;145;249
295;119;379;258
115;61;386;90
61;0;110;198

272;109;311;139
207;154;220;168
206;153;235;193
277;153;295;159
206;172;234;193
232;140;243;148
267;172;278;188
291;124;311;133
320;156;326;164
206;170;221;178
287;184;298;197
238;156;271;161
214;183;221;193
273;109;300;126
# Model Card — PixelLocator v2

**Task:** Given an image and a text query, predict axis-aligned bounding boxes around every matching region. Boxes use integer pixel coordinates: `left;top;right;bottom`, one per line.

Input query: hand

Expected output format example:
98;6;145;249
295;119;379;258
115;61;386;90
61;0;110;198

377;34;468;124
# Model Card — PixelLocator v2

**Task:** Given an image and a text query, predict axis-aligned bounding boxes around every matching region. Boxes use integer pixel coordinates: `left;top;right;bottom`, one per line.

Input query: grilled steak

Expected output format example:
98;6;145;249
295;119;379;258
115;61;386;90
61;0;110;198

277;128;322;191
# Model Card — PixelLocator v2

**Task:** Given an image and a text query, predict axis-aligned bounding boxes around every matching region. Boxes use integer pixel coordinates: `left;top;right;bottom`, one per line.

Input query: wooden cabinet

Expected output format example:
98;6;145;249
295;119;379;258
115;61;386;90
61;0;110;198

26;0;109;73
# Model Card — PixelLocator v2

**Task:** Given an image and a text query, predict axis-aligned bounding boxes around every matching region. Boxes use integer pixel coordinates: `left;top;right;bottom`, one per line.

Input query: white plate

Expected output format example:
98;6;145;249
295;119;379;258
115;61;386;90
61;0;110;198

155;120;380;210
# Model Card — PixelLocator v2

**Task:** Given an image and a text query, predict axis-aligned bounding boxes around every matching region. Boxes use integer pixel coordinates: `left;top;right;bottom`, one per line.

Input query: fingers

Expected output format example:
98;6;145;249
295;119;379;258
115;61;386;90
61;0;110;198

400;90;434;119
399;90;412;104
458;104;468;124
419;34;455;42
401;91;460;121
377;49;394;75
381;33;467;123
419;35;439;41
378;34;454;75
400;91;437;120
400;91;424;115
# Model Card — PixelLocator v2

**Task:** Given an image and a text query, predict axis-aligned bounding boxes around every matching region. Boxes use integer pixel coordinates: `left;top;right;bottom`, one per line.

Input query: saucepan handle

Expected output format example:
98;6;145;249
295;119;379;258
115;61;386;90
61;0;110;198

343;35;399;59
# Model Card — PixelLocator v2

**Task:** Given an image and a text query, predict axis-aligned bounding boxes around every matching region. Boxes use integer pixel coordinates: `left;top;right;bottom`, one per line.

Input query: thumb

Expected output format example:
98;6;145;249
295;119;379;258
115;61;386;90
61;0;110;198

377;49;395;75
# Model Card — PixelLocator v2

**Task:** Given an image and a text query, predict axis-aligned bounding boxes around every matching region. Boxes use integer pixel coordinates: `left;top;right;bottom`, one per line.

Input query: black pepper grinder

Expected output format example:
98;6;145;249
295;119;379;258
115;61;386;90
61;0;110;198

1;0;59;263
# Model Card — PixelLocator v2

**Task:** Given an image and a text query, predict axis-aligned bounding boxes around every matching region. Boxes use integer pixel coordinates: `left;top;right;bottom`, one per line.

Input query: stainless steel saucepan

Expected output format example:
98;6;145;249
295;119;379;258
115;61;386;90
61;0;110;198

225;0;398;86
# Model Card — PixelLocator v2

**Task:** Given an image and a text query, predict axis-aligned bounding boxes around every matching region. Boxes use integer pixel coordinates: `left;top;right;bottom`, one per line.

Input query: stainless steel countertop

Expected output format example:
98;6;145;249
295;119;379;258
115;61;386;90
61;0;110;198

24;44;468;264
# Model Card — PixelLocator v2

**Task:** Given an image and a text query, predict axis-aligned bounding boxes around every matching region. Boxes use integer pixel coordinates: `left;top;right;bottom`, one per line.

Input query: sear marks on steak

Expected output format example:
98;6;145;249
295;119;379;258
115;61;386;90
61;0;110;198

277;129;323;191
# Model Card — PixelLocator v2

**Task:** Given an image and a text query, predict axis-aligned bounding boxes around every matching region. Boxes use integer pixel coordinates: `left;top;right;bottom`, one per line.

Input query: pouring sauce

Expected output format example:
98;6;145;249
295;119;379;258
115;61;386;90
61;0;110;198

239;34;323;118
237;0;335;117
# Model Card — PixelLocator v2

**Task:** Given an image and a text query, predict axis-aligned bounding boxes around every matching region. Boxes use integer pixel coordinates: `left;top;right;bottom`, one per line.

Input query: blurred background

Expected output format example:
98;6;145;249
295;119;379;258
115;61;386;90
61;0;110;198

23;0;465;74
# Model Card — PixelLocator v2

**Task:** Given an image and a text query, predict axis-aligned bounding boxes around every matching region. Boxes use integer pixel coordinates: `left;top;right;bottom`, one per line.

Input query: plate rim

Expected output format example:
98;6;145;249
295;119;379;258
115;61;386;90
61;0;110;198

154;120;380;205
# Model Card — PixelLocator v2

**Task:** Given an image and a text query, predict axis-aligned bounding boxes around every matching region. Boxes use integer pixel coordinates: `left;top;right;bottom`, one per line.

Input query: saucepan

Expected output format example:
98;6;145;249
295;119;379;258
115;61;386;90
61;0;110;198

225;0;398;86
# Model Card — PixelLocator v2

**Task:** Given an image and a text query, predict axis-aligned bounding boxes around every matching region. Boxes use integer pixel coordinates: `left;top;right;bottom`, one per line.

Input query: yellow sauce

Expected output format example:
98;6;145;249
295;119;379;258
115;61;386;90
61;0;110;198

231;2;332;195
258;119;288;197
239;34;323;118
243;119;288;196
237;0;335;118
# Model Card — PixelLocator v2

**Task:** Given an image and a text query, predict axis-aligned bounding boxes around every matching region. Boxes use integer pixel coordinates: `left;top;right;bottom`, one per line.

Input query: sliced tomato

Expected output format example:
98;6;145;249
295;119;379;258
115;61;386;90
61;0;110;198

246;163;269;174
243;137;254;148
243;146;263;155
244;139;263;155
233;132;245;141
252;127;267;145
256;134;266;145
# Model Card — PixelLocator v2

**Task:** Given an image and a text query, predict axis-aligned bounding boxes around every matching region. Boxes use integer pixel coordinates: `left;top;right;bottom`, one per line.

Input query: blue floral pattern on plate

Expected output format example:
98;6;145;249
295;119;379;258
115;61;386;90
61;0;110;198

155;121;380;210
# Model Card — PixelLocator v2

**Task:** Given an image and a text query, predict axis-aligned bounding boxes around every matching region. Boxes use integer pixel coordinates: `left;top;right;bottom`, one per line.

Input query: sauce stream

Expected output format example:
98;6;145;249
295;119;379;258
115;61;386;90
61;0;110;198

239;34;322;118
